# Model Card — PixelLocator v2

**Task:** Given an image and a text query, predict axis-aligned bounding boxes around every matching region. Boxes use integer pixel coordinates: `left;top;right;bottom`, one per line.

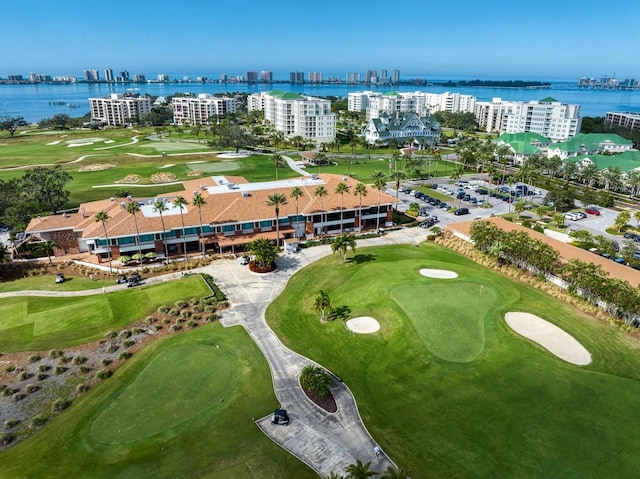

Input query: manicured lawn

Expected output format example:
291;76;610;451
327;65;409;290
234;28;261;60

266;244;640;478
0;274;112;293
0;324;316;478
0;276;211;352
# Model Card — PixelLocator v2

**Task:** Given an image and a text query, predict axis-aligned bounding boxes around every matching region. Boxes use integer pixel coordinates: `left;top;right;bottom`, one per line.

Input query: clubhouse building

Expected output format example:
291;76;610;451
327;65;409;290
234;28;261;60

25;174;399;261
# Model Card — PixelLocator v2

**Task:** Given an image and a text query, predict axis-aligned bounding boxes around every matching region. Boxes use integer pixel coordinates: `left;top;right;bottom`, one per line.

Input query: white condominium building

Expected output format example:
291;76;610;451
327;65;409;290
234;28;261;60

89;93;152;126
348;91;476;120
171;94;237;125
248;90;336;143
475;97;581;140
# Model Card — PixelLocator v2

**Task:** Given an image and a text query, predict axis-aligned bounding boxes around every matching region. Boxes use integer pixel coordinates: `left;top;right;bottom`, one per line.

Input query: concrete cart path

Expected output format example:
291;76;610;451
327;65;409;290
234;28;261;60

204;228;426;477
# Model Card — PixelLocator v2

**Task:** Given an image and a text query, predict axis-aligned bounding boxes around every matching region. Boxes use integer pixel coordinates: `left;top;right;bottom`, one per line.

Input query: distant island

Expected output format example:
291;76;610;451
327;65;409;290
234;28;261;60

432;79;551;88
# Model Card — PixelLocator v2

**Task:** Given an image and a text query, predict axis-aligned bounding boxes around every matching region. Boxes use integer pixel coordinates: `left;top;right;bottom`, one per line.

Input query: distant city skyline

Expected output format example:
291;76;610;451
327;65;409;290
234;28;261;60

2;0;640;82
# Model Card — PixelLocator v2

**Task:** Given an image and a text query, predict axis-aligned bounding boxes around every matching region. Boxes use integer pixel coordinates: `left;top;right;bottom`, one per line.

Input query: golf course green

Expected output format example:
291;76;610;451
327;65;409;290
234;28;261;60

266;243;640;478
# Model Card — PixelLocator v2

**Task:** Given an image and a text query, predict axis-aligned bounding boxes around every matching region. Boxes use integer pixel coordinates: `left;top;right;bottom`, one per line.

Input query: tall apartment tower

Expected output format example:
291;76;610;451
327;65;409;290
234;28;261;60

380;69;388;79
260;71;273;82
309;72;323;83
392;70;400;83
245;71;258;83
104;68;114;83
83;69;100;82
365;70;377;84
346;72;361;83
119;70;130;82
290;71;304;83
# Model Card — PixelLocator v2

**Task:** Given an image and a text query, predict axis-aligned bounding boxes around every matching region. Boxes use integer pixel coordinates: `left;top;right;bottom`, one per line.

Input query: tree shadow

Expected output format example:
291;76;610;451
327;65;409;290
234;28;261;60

328;305;351;321
350;254;376;264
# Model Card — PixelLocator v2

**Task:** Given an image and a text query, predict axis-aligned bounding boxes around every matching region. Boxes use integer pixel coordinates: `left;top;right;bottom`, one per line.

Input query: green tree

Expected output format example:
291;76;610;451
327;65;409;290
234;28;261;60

172;196;189;261
389;171;406;202
331;232;356;264
535;205;551;221
272;153;284;181
0;115;28;137
353;183;368;231
314;186;328;238
22;166;72;214
94;210;113;273
290;187;304;238
553;212;566;229
33;240;57;265
246;237;278;269
314;290;332;321
152;199;170;262
614;210;631;232
314;151;328;174
344;459;377;479
514;199;527;221
0;243;9;263
334;181;351;233
124;201;144;265
635;210;640;228
300;364;332;396
372;177;387;231
266;193;288;248
191;193;207;257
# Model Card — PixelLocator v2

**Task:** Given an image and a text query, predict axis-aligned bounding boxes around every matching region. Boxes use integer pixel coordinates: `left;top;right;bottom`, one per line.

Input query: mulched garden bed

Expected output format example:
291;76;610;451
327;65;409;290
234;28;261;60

300;383;337;413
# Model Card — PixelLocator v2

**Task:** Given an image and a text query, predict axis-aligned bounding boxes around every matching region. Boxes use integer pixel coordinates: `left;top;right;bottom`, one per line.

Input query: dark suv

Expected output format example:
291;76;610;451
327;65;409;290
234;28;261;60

453;207;469;216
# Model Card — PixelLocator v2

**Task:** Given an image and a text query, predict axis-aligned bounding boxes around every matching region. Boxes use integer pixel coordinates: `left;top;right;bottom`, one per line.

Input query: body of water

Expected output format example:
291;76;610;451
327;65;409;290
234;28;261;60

1;81;639;123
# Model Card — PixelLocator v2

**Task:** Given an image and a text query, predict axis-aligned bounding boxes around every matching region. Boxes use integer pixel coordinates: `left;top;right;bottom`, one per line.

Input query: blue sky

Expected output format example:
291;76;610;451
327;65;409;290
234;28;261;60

2;0;638;81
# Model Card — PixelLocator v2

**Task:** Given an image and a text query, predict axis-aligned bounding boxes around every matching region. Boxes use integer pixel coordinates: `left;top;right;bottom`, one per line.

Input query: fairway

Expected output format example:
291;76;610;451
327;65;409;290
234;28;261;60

266;243;640;478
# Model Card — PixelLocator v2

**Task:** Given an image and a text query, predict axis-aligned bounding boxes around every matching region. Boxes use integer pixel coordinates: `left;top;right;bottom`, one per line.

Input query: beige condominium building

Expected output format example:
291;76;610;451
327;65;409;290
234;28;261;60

89;93;152;126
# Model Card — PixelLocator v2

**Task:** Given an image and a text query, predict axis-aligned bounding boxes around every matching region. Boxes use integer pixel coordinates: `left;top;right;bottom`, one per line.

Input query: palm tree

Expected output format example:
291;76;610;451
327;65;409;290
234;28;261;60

314;185;328;238
334;181;351;233
579;163;600;190
314;151;328;174
172;195;189;261
125;201;143;265
353;183;368;231
192;193;207;257
331;232;357;263
94;210;113;273
389;171;406;202
272;153;284;181
314;290;332;321
0;243;9;263
266;193;288;248
561;161;579;187
600;165;622;192
246;237;278;269
380;466;410;479
152;198;170;263
635;209;640;228
344;459;377;479
290;187;304;238
625;170;640;199
34;240;57;265
372;177;387;231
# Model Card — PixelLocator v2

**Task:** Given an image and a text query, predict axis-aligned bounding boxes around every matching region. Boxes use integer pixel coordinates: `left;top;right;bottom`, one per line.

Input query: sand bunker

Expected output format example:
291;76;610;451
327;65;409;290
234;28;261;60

419;268;458;279
46;140;62;145
505;312;591;365
159;164;175;169
218;152;249;159
346;317;380;334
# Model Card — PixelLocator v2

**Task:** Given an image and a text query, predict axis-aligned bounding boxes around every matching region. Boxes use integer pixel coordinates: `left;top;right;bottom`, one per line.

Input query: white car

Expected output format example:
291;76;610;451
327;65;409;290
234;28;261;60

565;212;580;221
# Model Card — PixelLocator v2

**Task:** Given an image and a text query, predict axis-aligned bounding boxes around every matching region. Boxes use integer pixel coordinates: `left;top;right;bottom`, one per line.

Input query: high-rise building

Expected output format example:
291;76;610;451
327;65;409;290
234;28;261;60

248;91;336;143
380;69;388;79
309;72;323;83
89;93;152;126
392;70;400;84
260;71;273;82
245;71;258;83
104;68;114;83
220;73;227;82
365;70;377;84
83;69;100;82
346;72;361;84
172;94;237;125
157;74;170;82
119;70;130;82
290;71;304;83
133;74;146;83
7;75;23;82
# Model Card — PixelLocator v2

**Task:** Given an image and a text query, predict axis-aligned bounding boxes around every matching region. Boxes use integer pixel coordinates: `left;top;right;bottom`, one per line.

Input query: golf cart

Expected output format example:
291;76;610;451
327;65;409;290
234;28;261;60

115;274;128;284
127;272;142;287
271;409;289;426
55;273;65;284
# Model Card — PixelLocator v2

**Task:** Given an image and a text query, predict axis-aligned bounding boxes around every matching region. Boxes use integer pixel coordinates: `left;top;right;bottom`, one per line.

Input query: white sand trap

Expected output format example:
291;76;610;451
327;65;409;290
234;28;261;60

159;164;175;169
218;152;249;158
419;268;458;279
104;139;115;144
505;312;591;365
46;140;62;145
346;316;380;334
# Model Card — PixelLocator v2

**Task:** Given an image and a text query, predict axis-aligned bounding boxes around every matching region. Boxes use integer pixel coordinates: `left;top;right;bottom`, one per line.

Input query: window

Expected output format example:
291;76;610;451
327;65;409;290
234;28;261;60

140;234;155;242
222;225;235;232
241;222;254;231
117;236;136;245
260;220;272;228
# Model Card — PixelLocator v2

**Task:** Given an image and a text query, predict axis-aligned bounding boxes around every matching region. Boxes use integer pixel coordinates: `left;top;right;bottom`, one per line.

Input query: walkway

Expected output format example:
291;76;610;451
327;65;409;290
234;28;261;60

203;227;425;476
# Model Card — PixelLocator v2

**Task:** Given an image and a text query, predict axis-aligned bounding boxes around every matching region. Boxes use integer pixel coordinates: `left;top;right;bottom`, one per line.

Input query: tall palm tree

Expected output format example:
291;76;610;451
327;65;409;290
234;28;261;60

334;181;351;233
191;193;207;257
0;243;8;263
94;210;113;273
172;195;189;261
152;198;170;263
34;240;57;266
353;183;368;231
314;151;327;174
331;232;357;263
314;185;328;238
266;193;288;248
625;170;640;199
313;290;332;321
561;161;579;187
125;201;143;265
290;186;304;238
389;171;406;202
372;177;387;231
600;165;622;192
344;459;377;479
272;153;284;181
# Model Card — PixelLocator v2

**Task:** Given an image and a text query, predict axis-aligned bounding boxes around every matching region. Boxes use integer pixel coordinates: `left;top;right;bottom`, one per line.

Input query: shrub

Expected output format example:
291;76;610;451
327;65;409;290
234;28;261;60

522;220;532;228
180;310;191;319
32;416;48;427
0;384;5;393
28;355;41;363
193;305;204;313
533;224;545;233
49;349;64;359
18;371;30;381
191;314;201;321
101;358;112;367
154;324;163;331
38;364;49;373
2;387;13;397
12;392;24;402
76;383;89;394
105;331;117;339
123;339;134;348
54;366;67;375
52;398;70;412
96;369;111;380
4;419;19;429
204;313;219;323
300;364;332;397
175;300;188;309
157;306;170;314
79;365;91;374
189;297;200;306
162;318;171;324
0;433;14;445
133;327;144;335
187;320;197;329
107;344;119;353
72;356;87;365
169;308;180;317
119;329;132;339
146;316;157;324
25;383;38;394
4;365;15;373
58;356;72;364
36;372;47;381
119;351;132;360
169;324;181;332
204;305;216;313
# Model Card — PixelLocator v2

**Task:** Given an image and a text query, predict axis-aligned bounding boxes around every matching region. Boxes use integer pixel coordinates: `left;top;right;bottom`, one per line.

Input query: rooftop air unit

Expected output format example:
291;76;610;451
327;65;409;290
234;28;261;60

200;185;207;190
126;195;133;201
241;191;250;198
110;197;115;202
120;202;127;209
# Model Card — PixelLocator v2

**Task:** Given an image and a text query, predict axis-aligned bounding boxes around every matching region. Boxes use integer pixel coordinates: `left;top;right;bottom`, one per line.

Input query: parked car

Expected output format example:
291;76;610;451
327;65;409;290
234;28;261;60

453;207;470;216
585;207;601;216
271;409;289;425
55;273;65;284
565;212;580;221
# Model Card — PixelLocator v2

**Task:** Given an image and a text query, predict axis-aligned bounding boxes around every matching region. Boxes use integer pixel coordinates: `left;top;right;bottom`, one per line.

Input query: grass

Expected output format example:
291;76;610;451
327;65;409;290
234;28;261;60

0;276;211;352
0;324;316;478
0;274;112;293
265;243;640;478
